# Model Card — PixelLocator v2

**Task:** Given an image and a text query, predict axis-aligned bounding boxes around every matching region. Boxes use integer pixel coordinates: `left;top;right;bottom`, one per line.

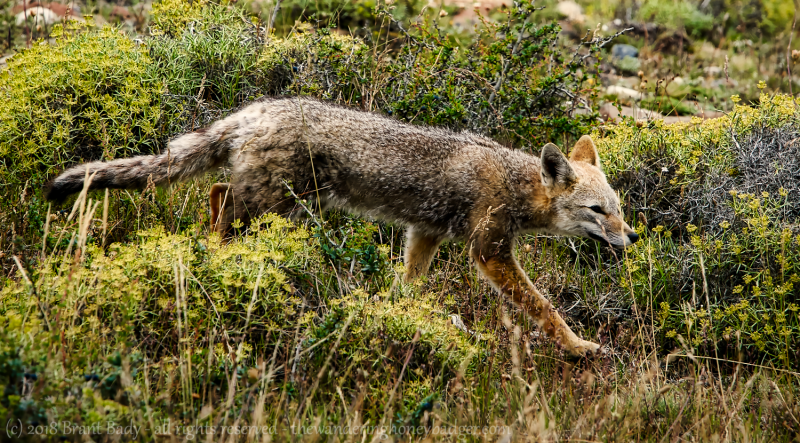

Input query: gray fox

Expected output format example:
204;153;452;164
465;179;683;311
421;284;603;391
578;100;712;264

47;97;638;356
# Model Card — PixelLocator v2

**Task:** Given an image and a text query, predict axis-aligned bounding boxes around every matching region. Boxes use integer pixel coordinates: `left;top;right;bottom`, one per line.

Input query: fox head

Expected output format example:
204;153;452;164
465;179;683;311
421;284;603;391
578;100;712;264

539;135;638;248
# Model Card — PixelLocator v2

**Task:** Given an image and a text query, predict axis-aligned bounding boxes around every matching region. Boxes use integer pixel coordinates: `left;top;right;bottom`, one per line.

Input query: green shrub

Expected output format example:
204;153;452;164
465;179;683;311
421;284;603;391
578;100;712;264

638;0;714;37
0;211;479;428
257;25;372;101
149;0;208;36
0;21;164;188
596;93;800;365
149;4;268;113
377;1;606;147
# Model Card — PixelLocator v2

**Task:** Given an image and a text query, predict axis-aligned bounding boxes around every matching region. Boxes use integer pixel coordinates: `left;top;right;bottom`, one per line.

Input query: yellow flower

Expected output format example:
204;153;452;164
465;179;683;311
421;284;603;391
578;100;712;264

733;285;743;294
686;223;697;233
779;187;788;197
666;330;677;338
653;225;664;233
719;221;730;229
757;80;767;90
731;94;741;103
723;327;733;340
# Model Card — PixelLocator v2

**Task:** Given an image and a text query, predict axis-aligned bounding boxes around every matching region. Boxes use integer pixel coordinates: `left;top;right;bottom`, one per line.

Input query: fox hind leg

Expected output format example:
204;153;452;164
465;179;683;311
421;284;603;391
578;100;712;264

210;180;302;241
404;227;445;283
209;183;230;234
209;183;258;241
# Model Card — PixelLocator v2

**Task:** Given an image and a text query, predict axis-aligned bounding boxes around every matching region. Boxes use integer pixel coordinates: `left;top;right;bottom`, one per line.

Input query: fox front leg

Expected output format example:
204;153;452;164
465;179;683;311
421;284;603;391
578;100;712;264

470;234;601;357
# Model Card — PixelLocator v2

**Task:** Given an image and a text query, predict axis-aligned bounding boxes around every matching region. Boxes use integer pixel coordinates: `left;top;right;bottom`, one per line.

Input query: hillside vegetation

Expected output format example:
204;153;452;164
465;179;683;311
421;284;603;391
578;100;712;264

1;0;800;441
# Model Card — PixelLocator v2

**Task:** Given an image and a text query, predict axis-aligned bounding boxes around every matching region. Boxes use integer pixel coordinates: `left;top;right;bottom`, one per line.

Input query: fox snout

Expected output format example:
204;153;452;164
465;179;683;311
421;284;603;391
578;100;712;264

585;214;639;248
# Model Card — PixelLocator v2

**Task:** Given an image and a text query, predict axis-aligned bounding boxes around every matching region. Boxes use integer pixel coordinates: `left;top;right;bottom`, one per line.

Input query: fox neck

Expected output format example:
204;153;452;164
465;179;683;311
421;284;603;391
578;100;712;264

503;158;563;235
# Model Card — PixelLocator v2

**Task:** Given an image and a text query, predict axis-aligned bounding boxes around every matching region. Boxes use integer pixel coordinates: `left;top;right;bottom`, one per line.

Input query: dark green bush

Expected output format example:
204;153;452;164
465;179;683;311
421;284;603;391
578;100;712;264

149;4;267;114
374;3;607;147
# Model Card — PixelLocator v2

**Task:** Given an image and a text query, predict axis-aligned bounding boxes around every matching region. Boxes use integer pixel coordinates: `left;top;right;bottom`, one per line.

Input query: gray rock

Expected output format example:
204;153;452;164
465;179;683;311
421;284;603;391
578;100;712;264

611;44;639;60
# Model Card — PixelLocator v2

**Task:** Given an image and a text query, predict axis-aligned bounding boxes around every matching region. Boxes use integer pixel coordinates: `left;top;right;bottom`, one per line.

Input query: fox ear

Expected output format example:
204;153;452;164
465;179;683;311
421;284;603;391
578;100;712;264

540;143;577;191
569;135;601;168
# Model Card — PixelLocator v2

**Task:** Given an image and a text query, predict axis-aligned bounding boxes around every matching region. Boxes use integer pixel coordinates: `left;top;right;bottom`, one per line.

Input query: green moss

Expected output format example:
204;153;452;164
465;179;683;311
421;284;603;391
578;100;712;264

638;0;714;37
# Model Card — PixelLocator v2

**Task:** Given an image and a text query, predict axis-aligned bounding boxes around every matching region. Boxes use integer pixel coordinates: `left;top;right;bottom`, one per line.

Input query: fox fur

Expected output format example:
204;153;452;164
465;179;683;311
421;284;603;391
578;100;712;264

47;97;639;356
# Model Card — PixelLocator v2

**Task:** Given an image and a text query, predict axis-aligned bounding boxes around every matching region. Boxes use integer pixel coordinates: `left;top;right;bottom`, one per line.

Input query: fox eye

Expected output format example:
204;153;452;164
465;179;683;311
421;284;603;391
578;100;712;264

588;205;605;214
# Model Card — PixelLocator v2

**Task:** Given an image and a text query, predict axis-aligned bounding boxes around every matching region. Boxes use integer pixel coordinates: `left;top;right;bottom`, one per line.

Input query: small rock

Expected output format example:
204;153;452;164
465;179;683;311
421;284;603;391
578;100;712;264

615;76;640;89
0;54;14;70
15;7;60;26
606;85;646;102
696;110;725;119
611;44;639;61
711;78;738;88
704;66;723;77
620;106;663;120
599;102;620;122
556;1;585;23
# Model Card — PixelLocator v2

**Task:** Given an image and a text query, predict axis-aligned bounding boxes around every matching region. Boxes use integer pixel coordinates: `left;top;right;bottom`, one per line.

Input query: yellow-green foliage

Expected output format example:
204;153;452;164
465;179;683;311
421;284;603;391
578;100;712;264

0;22;163;185
598;93;797;184
596;93;800;365
258;28;370;99
338;290;482;365
0;213;478;401
759;0;796;35
150;0;208;35
2;214;316;345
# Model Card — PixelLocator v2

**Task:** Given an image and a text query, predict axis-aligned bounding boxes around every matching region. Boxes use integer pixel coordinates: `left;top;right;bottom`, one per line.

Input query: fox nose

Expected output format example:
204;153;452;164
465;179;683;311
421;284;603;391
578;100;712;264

627;232;639;244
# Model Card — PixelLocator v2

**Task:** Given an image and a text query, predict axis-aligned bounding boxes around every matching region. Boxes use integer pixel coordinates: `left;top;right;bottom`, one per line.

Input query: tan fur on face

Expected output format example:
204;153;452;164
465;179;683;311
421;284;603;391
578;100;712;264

540;137;637;247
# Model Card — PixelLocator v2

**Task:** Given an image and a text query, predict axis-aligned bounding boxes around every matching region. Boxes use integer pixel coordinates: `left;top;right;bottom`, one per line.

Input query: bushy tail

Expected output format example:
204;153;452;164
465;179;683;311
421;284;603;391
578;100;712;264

46;121;238;203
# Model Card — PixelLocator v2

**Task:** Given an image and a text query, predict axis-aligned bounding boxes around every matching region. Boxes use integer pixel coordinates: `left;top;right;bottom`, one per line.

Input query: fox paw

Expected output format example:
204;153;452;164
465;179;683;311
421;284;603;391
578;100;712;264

565;339;602;358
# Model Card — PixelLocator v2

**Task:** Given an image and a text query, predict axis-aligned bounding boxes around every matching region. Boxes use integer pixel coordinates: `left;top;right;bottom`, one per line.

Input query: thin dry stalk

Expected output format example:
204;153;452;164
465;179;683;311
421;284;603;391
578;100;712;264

41;203;51;258
102;189;109;247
